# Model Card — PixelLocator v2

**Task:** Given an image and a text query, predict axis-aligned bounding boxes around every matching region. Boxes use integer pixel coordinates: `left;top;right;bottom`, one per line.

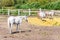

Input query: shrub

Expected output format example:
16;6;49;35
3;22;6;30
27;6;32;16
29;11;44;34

10;10;18;16
3;9;8;15
0;9;2;14
29;2;41;9
20;3;30;9
15;2;41;9
41;1;60;10
15;4;21;9
20;12;29;16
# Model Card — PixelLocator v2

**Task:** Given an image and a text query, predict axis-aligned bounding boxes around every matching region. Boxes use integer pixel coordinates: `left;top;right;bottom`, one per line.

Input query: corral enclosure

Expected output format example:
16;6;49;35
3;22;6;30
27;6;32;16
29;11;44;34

0;9;60;26
0;9;60;40
0;15;60;40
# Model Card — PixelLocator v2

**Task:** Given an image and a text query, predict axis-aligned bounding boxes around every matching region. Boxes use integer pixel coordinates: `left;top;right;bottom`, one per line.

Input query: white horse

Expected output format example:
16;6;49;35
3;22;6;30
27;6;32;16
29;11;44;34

45;10;54;19
49;10;54;18
8;16;28;34
38;9;46;20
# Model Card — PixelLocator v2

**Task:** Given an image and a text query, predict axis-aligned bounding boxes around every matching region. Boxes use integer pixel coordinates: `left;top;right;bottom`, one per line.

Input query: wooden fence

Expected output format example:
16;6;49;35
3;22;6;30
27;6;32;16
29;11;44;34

0;8;60;16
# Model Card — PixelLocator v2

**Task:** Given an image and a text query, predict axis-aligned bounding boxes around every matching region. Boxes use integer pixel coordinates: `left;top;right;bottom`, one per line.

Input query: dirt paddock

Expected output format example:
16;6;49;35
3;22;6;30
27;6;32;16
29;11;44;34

0;15;60;40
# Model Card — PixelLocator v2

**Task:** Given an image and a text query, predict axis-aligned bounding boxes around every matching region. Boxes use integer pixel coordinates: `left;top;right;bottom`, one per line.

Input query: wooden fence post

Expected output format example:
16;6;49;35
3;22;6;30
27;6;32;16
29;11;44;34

18;9;20;16
39;8;41;11
8;9;10;16
2;7;3;15
29;9;31;16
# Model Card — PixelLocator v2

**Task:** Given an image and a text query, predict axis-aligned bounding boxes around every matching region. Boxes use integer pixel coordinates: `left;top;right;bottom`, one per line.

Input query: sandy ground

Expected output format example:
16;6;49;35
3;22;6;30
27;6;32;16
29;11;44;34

0;15;60;40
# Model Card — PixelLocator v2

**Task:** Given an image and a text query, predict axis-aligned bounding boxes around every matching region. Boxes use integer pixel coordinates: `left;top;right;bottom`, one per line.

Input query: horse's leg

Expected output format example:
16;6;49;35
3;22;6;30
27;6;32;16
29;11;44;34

49;14;53;19
16;24;19;32
8;21;12;34
9;23;13;34
51;14;54;19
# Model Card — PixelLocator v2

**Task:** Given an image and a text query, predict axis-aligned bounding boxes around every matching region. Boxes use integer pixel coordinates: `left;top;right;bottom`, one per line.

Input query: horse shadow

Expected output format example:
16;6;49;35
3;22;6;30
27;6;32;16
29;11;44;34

12;30;31;34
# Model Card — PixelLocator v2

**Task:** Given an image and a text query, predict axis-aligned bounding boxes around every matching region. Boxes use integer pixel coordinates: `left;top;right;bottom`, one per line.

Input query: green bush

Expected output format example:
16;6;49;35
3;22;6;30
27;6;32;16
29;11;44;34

29;2;41;9
15;4;21;9
20;3;30;9
0;9;2;14
3;9;8;15
0;7;2;9
53;1;60;10
15;3;30;9
15;2;41;9
0;9;8;15
10;10;18;16
20;11;29;16
41;1;60;10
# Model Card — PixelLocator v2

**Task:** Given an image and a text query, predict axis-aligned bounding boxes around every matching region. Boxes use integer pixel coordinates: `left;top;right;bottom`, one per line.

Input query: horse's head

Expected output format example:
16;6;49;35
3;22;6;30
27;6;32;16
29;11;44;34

24;16;28;22
20;16;28;22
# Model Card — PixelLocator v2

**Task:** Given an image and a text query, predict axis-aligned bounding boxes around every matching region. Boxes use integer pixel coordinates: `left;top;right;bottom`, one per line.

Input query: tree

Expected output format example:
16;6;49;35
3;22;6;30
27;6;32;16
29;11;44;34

0;0;2;8
1;0;14;7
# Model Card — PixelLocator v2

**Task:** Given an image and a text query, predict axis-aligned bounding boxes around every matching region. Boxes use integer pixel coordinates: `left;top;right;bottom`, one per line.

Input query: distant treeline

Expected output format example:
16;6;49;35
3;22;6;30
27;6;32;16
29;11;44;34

0;0;60;10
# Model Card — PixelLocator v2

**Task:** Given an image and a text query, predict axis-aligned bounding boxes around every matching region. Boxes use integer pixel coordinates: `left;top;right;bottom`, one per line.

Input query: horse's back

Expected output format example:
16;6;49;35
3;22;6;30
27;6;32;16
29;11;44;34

14;16;21;24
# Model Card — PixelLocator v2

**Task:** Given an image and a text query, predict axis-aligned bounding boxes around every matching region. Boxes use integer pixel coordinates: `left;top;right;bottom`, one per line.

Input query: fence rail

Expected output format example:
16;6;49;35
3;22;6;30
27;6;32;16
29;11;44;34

0;9;60;16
